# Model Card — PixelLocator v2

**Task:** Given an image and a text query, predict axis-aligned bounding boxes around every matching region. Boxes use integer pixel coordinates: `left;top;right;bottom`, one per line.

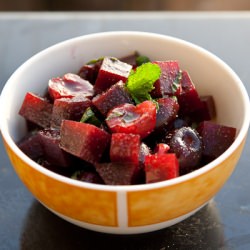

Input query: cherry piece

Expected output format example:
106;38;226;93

169;127;202;174
106;100;156;139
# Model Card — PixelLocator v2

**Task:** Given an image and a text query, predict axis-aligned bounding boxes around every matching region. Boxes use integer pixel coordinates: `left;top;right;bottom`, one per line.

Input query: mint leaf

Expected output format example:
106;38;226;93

136;55;150;66
87;57;104;65
126;62;161;104
171;70;182;94
80;107;101;127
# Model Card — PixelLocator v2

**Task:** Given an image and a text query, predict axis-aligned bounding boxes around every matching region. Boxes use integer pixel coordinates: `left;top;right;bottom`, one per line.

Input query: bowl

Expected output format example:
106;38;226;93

0;31;249;234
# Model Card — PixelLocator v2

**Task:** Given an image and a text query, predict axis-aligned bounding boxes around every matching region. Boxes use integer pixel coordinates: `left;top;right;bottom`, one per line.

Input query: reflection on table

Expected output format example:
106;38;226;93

20;200;225;250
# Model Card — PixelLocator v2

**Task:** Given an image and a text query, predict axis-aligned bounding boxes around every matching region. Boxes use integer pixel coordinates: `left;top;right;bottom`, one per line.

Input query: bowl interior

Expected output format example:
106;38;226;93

1;31;249;181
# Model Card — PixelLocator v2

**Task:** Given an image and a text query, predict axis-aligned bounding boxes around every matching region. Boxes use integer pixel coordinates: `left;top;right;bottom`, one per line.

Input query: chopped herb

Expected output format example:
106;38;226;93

171;96;178;102
87;57;104;65
136;55;150;66
80;107;101;127
71;171;81;180
126;62;161;104
171;70;182;94
191;122;198;129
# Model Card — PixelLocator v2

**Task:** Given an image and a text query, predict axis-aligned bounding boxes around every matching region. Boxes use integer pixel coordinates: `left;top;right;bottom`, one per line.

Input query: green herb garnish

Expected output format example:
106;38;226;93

87;57;104;65
71;171;81;180
126;62;161;104
171;70;182;94
136;55;150;66
191;122;198;130
80;107;101;127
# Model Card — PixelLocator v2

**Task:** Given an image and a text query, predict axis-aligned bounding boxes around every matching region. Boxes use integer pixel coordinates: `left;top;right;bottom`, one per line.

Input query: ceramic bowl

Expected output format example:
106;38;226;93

0;31;249;234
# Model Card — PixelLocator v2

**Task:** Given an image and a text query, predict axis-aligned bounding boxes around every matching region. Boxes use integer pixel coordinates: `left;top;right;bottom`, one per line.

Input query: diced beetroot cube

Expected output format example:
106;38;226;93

78;59;102;84
106;100;156;139
18;130;43;160
51;95;91;129
154;143;170;155
110;133;140;164
156;97;179;129
78;64;96;83
177;70;203;116
38;158;72;177
197;121;236;161
190;95;216;122
92;81;133;116
48;73;94;100
145;153;179;183
94;57;132;94
119;52;139;68
94;162;139;185
19;92;53;128
60;120;111;163
72;170;104;184
39;129;72;167
201;95;216;118
151;61;181;98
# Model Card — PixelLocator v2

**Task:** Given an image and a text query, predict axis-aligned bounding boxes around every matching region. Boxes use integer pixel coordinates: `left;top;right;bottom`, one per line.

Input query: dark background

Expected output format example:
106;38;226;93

0;0;250;11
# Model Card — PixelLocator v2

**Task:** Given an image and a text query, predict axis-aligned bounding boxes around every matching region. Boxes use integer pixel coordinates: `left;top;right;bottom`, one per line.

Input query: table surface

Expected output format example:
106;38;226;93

0;11;250;250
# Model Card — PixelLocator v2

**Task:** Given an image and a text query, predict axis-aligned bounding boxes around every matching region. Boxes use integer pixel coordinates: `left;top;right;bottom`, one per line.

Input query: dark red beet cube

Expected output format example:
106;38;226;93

177;70;203;116
51;95;91;129
156;97;179;129
201;95;216;119
39;159;75;177
106;101;156;139
78;59;102;84
197;121;236;161
60;120;111;163
119;52;139;68
145;153;179;183
110;133;140;164
190;95;216;122
19;92;53;128
72;170;104;184
151;61;180;98
48;73;94;100
39;129;72;167
18;130;43;160
92;81;133;116
94;57;132;94
95;162;139;185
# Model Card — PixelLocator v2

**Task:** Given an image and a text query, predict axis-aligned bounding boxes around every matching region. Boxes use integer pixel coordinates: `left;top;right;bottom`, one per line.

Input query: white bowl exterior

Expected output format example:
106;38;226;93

1;31;249;234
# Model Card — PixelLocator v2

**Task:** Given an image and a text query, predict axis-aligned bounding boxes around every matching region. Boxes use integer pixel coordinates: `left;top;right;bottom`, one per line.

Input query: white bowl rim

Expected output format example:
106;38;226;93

0;31;249;192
